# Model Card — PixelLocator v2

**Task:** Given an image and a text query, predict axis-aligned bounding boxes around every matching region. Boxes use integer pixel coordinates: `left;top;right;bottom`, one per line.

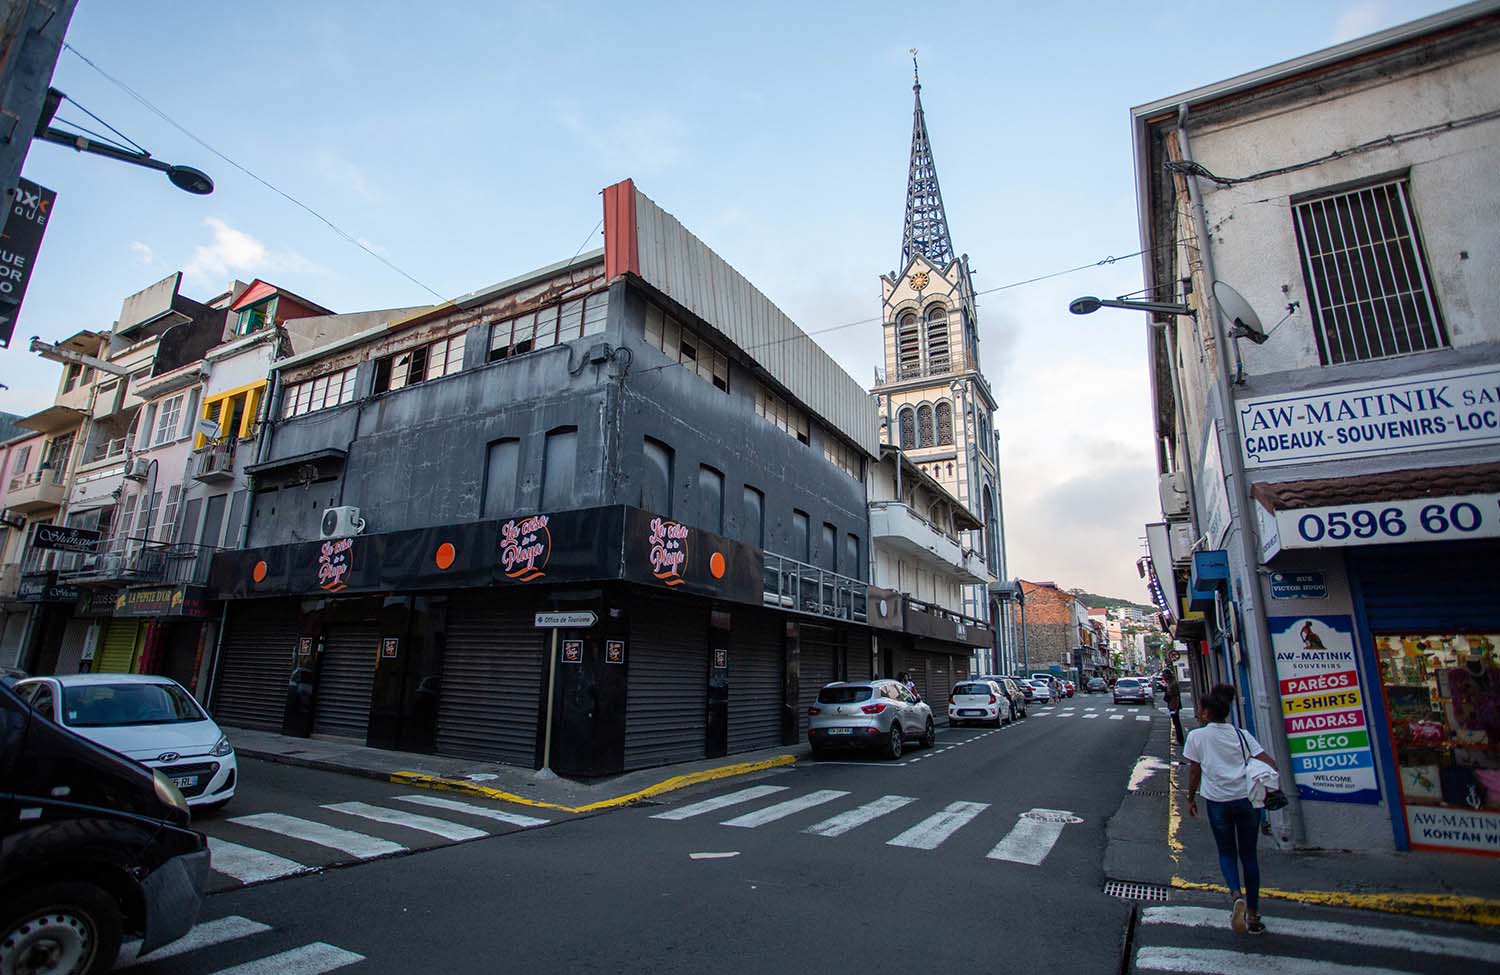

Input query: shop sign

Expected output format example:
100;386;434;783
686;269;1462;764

113;585;213;619
1276;493;1500;551
18;573;81;603
0;178;56;347
1406;807;1500;855
647;517;688;587
317;538;353;592
1256;502;1282;563
1238;364;1500;469
31;524;102;554
1197;420;1231;548
1269;572;1327;600
1269;615;1380;804
500;514;551;581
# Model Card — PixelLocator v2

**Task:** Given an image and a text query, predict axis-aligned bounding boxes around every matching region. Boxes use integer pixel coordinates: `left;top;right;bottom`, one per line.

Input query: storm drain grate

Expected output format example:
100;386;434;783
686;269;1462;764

1128;789;1169;797
1103;880;1171;902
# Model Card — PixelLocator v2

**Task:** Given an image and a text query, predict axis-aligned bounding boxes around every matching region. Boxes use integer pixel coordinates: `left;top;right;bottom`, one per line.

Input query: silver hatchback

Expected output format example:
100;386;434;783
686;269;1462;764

808;680;935;759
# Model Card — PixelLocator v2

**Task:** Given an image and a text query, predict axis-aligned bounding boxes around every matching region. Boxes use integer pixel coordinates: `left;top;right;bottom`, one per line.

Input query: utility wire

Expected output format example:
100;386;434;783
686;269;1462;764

62;42;446;302
55;92;149;155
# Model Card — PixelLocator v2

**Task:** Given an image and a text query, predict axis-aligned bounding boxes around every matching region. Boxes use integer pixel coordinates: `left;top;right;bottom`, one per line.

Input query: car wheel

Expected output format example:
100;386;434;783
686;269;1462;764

886;723;904;760
921;718;936;748
0;881;123;975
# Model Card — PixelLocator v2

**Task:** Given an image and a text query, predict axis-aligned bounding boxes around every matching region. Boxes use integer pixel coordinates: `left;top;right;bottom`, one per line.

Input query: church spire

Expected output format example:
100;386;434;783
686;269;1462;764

901;51;956;271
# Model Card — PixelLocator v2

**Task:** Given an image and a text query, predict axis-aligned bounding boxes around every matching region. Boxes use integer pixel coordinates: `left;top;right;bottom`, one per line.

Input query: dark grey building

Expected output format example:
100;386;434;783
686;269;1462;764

208;181;889;776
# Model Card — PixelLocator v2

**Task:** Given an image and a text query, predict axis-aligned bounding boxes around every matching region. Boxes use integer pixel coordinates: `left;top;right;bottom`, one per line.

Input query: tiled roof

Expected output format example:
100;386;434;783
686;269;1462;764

1250;463;1500;511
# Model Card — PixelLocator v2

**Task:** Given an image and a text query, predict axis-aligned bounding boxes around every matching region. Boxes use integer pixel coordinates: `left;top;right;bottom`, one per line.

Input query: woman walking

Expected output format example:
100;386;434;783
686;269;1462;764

1183;684;1277;934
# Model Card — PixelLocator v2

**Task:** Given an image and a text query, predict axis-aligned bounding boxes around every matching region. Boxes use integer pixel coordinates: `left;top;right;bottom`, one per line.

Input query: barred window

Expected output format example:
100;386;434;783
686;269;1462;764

1292;178;1446;365
284;367;358;418
898;408;916;449
936;400;954;446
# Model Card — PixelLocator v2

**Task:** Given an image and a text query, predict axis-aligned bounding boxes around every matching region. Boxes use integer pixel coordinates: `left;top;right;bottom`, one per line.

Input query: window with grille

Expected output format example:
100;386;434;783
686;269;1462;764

925;306;950;372
917;404;935;448
897;313;921;379
936;400;954;446
1292;178;1446;365
898;408;916;449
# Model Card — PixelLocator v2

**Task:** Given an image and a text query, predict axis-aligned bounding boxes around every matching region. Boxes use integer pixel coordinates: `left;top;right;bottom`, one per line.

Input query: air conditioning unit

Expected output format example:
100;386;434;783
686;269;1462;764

320;505;365;540
1168;522;1197;565
124;458;151;481
1158;471;1189;518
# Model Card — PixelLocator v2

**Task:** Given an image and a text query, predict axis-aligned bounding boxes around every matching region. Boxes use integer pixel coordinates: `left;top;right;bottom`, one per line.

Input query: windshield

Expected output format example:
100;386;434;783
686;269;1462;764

1116;679;1141;688
817;686;873;704
62;682;206;727
954;683;991;696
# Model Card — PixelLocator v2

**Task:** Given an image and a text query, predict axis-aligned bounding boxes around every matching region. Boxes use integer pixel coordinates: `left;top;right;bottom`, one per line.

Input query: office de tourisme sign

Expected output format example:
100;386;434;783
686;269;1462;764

1237;364;1500;468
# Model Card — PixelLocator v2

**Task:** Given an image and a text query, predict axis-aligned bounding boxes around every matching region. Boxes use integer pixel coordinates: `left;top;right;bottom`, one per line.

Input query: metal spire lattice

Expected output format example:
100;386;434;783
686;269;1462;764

901;52;955;271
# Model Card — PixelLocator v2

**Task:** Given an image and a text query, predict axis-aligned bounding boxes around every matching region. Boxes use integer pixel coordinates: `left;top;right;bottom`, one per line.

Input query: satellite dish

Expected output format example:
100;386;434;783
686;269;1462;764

195;418;221;441
1213;281;1269;345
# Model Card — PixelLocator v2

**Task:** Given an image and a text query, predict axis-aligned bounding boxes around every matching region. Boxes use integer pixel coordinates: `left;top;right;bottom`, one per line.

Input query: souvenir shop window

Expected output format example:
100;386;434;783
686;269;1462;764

1377;634;1500;825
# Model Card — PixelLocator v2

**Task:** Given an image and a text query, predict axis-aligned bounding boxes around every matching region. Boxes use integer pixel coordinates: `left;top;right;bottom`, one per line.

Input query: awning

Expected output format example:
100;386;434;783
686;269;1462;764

1250;462;1500;511
19;404;86;434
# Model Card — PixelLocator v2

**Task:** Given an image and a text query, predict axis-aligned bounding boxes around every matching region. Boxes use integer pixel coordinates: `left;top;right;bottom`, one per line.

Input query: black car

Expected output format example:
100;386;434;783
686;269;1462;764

1;681;210;975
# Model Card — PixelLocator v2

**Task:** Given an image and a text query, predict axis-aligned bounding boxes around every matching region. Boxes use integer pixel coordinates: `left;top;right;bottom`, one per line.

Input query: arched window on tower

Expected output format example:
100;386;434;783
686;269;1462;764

983;483;1000;576
898;407;916;450
936;400;954;446
917;404;935;448
897;312;921;380
926;305;949;372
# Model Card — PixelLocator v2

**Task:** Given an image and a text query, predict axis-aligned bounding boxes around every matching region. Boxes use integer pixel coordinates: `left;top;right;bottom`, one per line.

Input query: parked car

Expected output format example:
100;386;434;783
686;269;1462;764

1;680;210;975
1028;678;1054;703
1086;677;1108;694
1031;673;1063;700
981;675;1028;719
13;674;237;810
808;680;935;759
949;680;1007;727
1008;676;1036;703
1061;680;1076;698
1113;677;1153;705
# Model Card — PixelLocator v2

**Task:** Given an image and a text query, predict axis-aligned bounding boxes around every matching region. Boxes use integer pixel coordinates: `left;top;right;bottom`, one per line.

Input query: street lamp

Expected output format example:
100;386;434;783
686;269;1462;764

33;88;213;194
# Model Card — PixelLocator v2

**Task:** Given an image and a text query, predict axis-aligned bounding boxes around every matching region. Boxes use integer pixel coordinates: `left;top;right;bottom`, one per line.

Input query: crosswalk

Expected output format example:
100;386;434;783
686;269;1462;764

1034;704;1155;722
650;784;1082;866
117;914;364;975
1131;902;1500;974
200;793;551;888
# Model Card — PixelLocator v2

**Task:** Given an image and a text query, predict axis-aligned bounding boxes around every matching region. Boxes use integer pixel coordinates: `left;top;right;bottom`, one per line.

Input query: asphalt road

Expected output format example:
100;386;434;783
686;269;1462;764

127;694;1159;974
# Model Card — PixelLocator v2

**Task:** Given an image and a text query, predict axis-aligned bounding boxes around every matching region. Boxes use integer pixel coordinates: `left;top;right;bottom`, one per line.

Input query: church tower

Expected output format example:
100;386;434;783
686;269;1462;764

872;58;1006;640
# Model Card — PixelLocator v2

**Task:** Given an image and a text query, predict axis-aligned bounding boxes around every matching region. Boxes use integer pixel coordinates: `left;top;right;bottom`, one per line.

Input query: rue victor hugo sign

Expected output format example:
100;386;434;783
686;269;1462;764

0;179;56;347
1269;615;1379;805
31;524;102;554
1238;364;1500;468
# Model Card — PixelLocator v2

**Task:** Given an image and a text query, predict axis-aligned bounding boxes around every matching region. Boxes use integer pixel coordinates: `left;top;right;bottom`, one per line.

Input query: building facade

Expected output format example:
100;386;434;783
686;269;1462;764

1133;3;1500;855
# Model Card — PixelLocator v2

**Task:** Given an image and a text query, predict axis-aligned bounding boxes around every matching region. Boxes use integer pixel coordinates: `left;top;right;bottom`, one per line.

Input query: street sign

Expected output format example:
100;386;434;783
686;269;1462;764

1270;571;1328;600
535;611;597;628
0;178;56;347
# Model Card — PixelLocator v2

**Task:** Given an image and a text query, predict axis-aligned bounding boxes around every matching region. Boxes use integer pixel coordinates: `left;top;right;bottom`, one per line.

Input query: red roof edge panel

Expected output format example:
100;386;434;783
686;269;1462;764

602;178;639;281
229;279;277;312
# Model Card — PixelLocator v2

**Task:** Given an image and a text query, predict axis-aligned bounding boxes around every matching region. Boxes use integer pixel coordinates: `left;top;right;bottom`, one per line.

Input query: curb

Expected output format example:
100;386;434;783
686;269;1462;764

1168;877;1500;928
390;754;800;814
234;747;398;783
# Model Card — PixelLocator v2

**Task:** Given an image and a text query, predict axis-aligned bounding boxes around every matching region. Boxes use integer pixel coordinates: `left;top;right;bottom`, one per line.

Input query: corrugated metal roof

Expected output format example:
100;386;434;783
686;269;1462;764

630;186;880;456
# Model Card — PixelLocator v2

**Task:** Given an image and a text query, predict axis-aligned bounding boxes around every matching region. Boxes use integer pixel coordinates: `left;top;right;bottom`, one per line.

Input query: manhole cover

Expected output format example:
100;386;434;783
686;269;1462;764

1022;809;1083;824
1103;880;1171;902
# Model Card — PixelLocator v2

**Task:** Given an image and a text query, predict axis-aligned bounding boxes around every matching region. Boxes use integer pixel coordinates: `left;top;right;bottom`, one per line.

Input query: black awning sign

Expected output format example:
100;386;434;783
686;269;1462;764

32;523;101;553
0;179;56;348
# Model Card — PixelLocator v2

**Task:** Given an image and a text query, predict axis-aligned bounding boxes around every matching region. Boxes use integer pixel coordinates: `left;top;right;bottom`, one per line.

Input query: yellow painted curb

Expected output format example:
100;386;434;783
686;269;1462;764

390;754;798;815
1169;877;1500;928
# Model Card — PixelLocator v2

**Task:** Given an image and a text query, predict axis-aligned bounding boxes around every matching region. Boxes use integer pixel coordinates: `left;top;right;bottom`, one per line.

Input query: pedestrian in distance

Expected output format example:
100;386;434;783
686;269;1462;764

1163;669;1185;745
1184;684;1277;936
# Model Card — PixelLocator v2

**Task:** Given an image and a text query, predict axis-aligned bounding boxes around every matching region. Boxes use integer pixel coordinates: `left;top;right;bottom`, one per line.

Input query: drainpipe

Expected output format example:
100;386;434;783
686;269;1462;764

1177;105;1305;847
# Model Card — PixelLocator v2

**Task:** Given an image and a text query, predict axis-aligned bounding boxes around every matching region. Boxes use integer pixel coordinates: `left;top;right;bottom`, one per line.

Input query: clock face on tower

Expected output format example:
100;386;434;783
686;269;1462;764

908;271;929;291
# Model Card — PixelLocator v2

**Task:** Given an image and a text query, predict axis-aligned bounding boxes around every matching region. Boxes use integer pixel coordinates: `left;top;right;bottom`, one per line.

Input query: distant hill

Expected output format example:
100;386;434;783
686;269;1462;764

1070;590;1155;613
0;412;25;444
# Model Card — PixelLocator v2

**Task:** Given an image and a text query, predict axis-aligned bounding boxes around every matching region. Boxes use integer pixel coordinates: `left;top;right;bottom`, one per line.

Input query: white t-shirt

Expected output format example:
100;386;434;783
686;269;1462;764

1183;723;1263;803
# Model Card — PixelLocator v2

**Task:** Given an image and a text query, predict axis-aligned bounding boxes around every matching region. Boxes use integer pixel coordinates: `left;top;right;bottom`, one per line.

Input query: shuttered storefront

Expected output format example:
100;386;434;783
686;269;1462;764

846;634;872;682
625;602;707;770
94;620;141;674
313;622;379;741
728;611;783;754
213;601;300;731
435;593;543;767
929;654;952;725
798;626;840;737
1350;542;1500;633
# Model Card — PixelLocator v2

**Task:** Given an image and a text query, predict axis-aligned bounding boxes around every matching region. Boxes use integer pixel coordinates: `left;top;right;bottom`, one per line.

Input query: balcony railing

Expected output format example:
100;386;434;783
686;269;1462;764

58;539;220;587
762;553;867;624
83;437;128;466
192;441;237;481
8;468;65;493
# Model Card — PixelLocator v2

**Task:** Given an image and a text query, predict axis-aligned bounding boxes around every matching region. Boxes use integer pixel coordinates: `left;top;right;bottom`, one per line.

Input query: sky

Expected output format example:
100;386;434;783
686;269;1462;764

0;0;1459;601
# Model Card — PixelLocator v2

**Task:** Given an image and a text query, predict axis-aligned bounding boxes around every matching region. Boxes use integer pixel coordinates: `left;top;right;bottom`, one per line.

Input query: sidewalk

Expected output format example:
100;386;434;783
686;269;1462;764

225;725;805;814
1104;713;1500;928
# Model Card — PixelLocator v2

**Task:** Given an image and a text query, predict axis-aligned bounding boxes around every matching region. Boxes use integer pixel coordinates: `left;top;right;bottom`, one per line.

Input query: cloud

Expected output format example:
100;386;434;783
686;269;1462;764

1330;1;1391;43
182;218;323;285
129;241;154;265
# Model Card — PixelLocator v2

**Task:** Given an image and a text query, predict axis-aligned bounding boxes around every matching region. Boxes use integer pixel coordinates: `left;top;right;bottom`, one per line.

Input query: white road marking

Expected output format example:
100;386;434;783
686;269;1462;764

1085;707;1098;711
721;789;849;828
206;942;365;975
805;795;917;837
323;801;487;841
1110;714;1125;720
1083;714;1100;719
887;801;989;850
650;785;788;821
1136;715;1152;721
987;808;1080;865
207;837;312;884
394;794;550;827
1141;906;1500;963
1134;946;1417;975
117;916;271;968
1107;707;1119;712
1128;756;1170;791
228;813;405;859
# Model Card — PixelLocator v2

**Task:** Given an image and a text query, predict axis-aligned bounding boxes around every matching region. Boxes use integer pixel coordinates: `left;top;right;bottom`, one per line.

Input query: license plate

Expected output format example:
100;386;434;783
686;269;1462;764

827;727;853;736
172;775;199;789
961;709;983;715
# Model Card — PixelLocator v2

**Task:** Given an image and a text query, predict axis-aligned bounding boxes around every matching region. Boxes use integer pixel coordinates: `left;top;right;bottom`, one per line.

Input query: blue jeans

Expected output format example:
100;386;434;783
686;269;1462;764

1205;797;1260;914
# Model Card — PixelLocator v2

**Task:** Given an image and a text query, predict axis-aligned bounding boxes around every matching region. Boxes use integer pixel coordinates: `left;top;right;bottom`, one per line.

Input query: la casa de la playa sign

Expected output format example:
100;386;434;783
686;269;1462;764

1237;364;1500;468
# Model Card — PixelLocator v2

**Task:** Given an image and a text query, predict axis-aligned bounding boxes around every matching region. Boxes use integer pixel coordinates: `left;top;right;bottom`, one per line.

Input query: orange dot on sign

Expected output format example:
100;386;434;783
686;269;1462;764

709;551;726;579
435;542;456;570
252;561;267;583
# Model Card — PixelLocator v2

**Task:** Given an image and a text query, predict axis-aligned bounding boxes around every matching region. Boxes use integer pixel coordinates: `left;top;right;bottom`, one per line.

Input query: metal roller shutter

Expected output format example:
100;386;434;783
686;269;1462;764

625;603;707;770
436;594;542;766
728;611;783;754
314;622;378;741
930;656;951;725
847;635;872;682
798;626;839;736
908;655;929;703
213;601;299;731
1350;542;1500;632
94;620;141;674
